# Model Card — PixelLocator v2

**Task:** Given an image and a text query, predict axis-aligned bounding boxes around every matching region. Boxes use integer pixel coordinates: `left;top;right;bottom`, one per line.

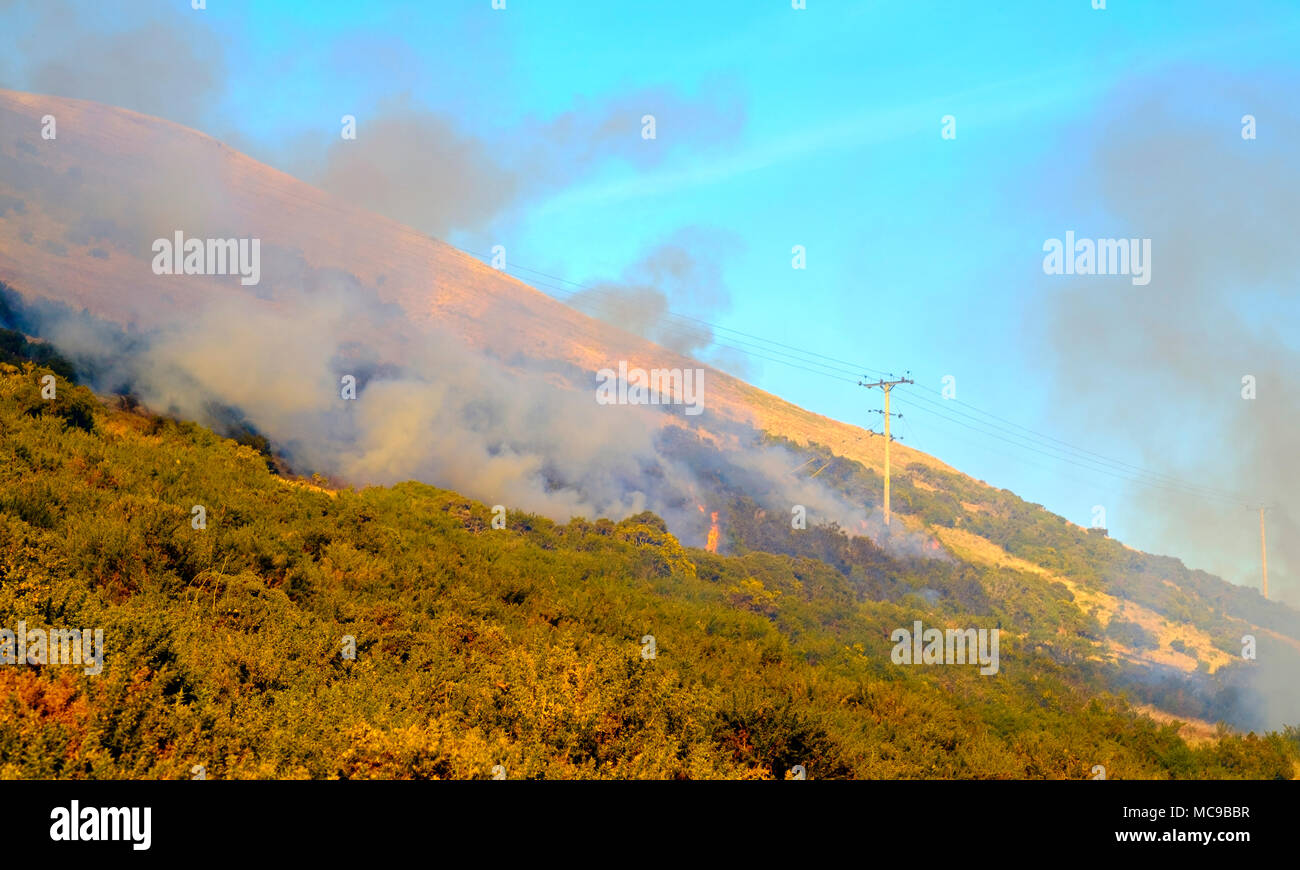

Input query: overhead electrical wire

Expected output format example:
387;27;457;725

456;246;1258;508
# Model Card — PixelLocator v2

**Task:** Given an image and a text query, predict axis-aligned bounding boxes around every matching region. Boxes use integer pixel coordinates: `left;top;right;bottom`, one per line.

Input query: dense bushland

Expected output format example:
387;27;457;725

0;362;1294;779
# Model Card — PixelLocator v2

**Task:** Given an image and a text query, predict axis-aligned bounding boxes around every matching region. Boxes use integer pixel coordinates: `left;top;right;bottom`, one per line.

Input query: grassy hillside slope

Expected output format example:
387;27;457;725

0;358;1295;779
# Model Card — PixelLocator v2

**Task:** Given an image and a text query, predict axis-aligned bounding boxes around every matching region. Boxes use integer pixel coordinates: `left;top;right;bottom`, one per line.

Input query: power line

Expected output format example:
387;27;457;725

892;390;1250;504
457;246;1259;508
493;257;894;379
489;265;871;382
892;396;1252;508
897;400;1251;514
480;252;1255;505
459;249;896;379
904;382;1249;500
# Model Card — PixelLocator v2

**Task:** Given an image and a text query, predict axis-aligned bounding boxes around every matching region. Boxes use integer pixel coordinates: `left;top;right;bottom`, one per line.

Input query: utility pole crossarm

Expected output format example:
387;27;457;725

859;375;913;526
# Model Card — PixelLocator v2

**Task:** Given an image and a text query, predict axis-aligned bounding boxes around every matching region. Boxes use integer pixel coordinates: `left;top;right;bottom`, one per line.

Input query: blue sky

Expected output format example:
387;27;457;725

4;0;1299;596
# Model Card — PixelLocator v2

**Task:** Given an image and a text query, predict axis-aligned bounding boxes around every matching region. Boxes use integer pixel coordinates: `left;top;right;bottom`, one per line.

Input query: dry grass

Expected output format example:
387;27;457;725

1132;704;1221;746
933;526;1236;675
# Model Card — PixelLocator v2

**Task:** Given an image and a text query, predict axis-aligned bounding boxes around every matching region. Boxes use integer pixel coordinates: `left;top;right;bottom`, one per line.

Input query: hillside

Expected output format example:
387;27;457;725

0;87;948;484
1;88;1299;774
0;359;1296;779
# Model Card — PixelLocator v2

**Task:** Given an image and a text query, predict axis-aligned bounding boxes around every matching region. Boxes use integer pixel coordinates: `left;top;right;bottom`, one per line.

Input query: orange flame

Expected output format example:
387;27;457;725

706;511;720;553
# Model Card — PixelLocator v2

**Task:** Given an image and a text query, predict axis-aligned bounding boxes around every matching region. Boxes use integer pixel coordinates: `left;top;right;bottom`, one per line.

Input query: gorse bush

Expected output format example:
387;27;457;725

0;363;1294;779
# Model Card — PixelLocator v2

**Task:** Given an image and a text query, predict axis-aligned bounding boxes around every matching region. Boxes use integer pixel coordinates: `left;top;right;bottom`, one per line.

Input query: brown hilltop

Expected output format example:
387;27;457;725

0;87;955;486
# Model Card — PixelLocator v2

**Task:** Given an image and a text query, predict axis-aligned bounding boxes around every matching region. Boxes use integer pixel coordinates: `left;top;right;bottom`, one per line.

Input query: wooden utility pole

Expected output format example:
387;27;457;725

1259;506;1269;600
859;376;913;525
1247;505;1270;599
